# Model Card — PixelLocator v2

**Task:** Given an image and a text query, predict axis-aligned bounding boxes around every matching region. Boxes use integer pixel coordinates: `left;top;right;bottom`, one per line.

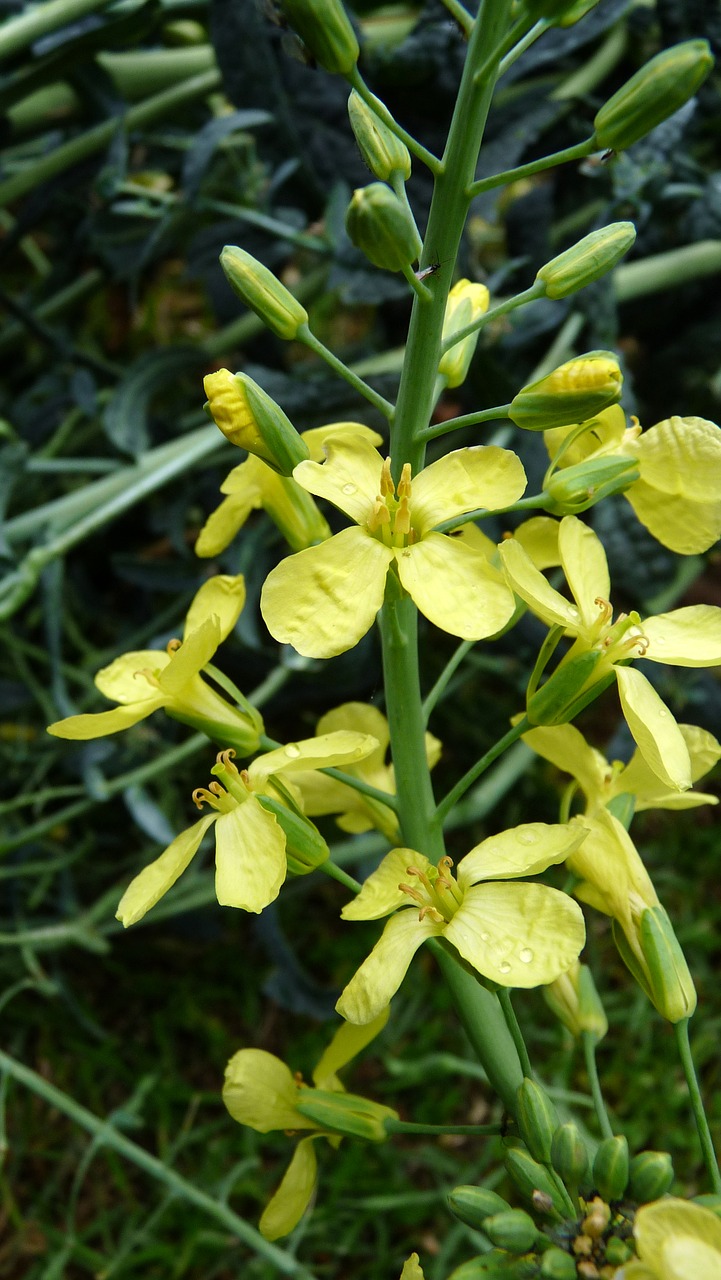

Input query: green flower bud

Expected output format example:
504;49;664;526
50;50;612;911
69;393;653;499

509;352;623;432
516;1078;560;1164
203;369;310;475
294;1087;395;1140
545;455;639;514
551;1122;590;1188
345;182;422;273
605;1237;632;1266
484;1210;538;1254
347;90;411;181
504;1148;568;1216
527;651;606;726
594;40;714;153
448;1186;511;1229
543;962;608;1042
539;1248;577;1280
255;795;329;874
639;905;697;1023
536;223;636;299
220;245;309;340
557;0;601;26
281;0;359;74
628;1150;674;1203
438;279;490;388
592;1135;629;1202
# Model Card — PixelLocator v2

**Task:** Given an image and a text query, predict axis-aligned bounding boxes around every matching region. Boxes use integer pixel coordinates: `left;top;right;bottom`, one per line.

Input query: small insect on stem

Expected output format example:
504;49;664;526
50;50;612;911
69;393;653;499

414;257;443;283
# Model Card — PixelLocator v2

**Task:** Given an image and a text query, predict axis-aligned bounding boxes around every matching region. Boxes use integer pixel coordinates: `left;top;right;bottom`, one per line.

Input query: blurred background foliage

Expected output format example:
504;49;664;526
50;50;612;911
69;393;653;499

1;0;721;1275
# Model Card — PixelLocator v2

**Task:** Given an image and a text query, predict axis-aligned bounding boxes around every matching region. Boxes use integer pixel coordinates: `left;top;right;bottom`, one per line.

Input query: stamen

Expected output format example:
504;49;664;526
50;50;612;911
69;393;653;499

380;457;394;497
216;747;239;773
135;668;161;689
397;463;412;500
367;498;391;534
594;598;613;623
418;904;444;924
399;881;425;905
192;786;219;810
209;781;225;796
167;638;182;654
394;496;411;537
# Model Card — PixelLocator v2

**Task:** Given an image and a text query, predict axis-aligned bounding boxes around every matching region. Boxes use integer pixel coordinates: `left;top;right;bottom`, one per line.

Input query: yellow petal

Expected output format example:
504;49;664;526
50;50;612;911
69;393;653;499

409;446;526;533
249;730;379;786
336;910;444;1025
400;1254;426;1280
195;492;259;557
261;527;393;659
500;537;579;630
396;534;516;639
643;605;721;667
214;799;286;912
116;814;216;926
301;422;383;460
615;667;692;791
444;882;586;986
663;1237;721;1280
637;416;721;501
47;700;161;740
316;702;390;772
312;1008;390;1088
522;724;609;805
223;1048;305;1131
183;574;246;643
94;650;170;703
458;822;587;886
158;616;221;695
259;1138;319;1241
293;434;382;524
341;848;431;921
558;516;610;629
626;479;721;556
568;811;658;932
513;516;562;569
634;1198;721;1276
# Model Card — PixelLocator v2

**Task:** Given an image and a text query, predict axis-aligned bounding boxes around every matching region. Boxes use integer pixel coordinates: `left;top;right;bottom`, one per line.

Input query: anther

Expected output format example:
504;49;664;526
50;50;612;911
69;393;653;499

380;457;394;497
167;638;182;654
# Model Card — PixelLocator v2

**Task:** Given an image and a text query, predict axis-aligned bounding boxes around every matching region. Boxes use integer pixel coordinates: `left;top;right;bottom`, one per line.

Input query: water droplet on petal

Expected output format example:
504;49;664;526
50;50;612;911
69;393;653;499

517;828;538;845
519;947;534;964
285;743;301;758
480;931;490;943
657;708;668;718
342;483;357;495
499;960;512;974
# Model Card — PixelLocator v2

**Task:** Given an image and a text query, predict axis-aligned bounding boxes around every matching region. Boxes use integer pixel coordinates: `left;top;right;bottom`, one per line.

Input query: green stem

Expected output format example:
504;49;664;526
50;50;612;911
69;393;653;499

614;241;721;303
438;282;546;357
582;1032;614;1141
497;989;533;1079
319;860;361;894
674;1019;721;1193
0;0;112;60
299;328;395;421
199;197;328;254
385;1118;506;1137
423;639;475;723
420;404;511;441
467;138;595;198
0;1050;318;1280
438;0;474;37
436;718;529;826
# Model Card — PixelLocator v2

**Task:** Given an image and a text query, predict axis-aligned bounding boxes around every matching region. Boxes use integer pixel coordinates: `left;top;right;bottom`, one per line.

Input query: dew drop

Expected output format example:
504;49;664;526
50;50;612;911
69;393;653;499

517;828;538;845
342;483;357;495
480;931;490;943
519;947;534;964
285;743;301;758
499;960;512;975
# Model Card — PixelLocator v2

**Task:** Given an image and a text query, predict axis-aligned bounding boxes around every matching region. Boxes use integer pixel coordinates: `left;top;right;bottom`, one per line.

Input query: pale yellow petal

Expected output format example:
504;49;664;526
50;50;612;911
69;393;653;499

409;446;526;532
400;1254;426;1280
396;535;516;640
261;528;393;659
292;434;382;523
522;724;608;804
301;422;384;460
316;703;390;772
223;1048;305;1131
626;480;721;556
513;516;561;569
259;1138;318;1241
336;910;444;1025
341;848;431;921
444;882;586;986
214;799;286;912
664;1237;721;1280
158;616;221;695
195;492;259;557
637;416;721;501
312;1008;390;1087
47;700;161;739
116;815;216;927
558;516;610;629
643;606;721;667
634;1198;721;1276
249;730;379;786
500;536;579;630
615;667;691;791
94;650;169;703
183;574;246;642
457;822;587;887
567;811;658;929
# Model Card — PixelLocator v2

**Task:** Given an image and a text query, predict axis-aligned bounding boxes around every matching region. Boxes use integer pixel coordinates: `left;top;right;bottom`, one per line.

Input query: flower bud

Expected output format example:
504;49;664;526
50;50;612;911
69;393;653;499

516;1078;560;1164
345;182;422;273
484;1209;538;1254
509;352;623;432
526;651;607;726
605;1237;633;1266
639;904;697;1023
255;796;329;874
540;1248;578;1280
504;1148;568;1216
551;1123;590;1189
438;279;490;388
294;1087;395;1140
536;223;636;299
593;40;714;153
203;370;310;475
347;90;411;181
282;0;359;73
220;245;309;340
543;961;608;1042
557;0;601;26
628;1150;674;1203
448;1186;510;1229
545;456;639;514
592;1135;629;1202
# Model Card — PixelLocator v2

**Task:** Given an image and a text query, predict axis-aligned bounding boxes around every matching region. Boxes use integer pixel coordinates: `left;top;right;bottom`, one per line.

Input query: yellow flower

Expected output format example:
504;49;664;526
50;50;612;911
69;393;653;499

622;1197;721;1279
223;1010;394;1240
47;576;263;753
116;730;378;925
336;824;587;1025
544;407;721;554
195;422;383;557
261;434;526;659
500;514;721;790
290;701;441;842
438;278;490;389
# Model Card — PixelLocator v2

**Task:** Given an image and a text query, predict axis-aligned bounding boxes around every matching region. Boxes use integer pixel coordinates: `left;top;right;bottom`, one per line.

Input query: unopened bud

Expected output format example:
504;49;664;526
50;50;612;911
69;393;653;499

448;1186;510;1229
516;1078;560;1164
628;1150;674;1203
438;279;490;388
345;182;422;273
348;90;411;181
639;904;697;1023
294;1087;395;1140
203;370;309;475
540;1247;577;1279
592;1135;629;1202
281;0;359;74
551;1122;590;1188
255;796;329;874
504;1148;568;1216
536;223;636;299
593;40;714;153
509;353;623;432
527;651;606;726
484;1209;538;1254
545;456;639;514
544;962;608;1042
220;245;309;340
